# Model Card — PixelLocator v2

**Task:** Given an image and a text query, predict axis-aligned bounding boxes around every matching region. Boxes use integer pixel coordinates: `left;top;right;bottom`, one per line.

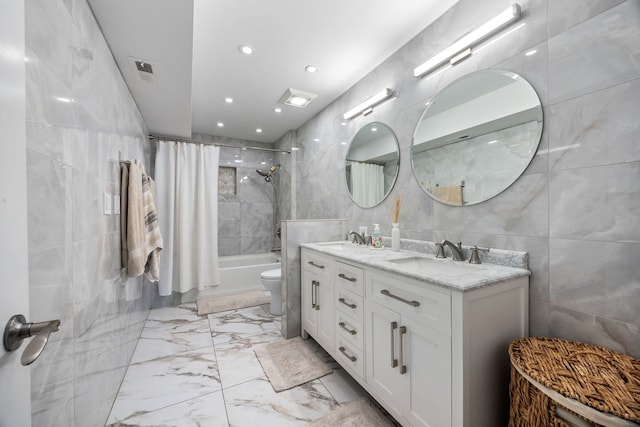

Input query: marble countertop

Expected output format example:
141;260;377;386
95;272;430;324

301;241;531;292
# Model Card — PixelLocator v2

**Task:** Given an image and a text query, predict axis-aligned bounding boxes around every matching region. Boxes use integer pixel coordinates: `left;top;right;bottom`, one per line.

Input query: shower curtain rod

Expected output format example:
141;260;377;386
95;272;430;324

148;134;291;154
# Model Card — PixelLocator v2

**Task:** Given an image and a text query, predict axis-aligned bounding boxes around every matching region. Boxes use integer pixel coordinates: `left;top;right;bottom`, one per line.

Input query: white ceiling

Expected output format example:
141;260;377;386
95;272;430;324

88;0;459;143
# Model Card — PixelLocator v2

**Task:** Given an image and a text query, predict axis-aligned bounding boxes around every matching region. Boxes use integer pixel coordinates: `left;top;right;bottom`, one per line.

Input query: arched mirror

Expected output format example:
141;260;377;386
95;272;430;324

345;122;400;208
411;69;543;206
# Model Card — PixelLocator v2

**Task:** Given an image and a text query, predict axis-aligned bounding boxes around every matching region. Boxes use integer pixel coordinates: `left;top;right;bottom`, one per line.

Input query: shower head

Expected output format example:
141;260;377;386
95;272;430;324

256;164;280;182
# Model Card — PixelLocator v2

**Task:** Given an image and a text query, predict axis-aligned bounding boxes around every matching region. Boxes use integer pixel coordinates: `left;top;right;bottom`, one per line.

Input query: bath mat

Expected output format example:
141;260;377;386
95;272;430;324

309;399;396;427
197;290;270;315
253;337;332;392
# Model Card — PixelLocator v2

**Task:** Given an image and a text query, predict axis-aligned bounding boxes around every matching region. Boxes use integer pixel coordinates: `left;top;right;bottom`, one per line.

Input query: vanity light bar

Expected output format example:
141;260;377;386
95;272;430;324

413;3;521;78
343;88;394;120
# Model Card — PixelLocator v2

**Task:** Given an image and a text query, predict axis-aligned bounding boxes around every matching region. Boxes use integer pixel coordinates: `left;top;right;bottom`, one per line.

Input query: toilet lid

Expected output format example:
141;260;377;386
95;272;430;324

261;268;281;279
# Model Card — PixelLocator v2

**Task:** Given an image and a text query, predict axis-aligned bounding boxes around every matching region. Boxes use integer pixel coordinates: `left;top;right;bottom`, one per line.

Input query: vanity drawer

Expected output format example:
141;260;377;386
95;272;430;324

335;287;363;322
335;311;363;350
335;337;364;380
335;261;364;295
366;269;451;335
302;250;332;275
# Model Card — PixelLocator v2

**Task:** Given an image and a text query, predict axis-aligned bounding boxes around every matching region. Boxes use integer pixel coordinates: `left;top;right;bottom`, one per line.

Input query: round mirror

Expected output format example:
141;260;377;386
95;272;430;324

345;122;400;208
411;69;543;206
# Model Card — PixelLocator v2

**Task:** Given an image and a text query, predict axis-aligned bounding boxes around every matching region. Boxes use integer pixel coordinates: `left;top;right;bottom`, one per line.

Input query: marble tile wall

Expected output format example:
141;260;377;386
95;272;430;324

25;0;154;425
283;0;640;357
194;133;290;255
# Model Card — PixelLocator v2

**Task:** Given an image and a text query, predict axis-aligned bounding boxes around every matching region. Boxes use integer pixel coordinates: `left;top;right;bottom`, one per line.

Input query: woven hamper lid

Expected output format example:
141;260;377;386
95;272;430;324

509;337;640;422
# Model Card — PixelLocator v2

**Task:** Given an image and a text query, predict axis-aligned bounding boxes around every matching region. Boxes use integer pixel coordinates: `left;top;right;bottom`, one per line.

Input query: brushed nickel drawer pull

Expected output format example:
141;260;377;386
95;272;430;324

381;289;420;307
390;321;398;368
311;280;318;309
339;346;357;362
338;297;357;309
308;261;325;269
338;321;357;335
338;273;357;282
399;325;407;374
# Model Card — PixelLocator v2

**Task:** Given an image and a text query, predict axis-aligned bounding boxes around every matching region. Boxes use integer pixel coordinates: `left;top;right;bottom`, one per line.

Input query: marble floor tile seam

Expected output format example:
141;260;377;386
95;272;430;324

128;343;219;366
107;389;230;426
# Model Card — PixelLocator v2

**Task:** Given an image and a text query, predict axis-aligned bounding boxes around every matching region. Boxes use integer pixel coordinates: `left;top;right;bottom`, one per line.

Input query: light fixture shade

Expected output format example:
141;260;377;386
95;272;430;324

413;3;521;78
343;88;394;120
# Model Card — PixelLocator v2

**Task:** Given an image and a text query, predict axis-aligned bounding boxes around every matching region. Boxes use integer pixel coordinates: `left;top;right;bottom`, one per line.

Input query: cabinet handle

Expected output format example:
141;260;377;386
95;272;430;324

338;321;357;335
339;346;357;362
399;325;407;375
311;280;319;310
315;281;320;311
390;321;398;368
338;297;357;309
380;289;420;307
308;261;325;269
338;273;356;282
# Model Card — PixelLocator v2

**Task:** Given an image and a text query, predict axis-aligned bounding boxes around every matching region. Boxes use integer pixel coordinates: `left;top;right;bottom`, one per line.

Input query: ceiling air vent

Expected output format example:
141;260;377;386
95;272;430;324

278;88;317;108
129;57;157;83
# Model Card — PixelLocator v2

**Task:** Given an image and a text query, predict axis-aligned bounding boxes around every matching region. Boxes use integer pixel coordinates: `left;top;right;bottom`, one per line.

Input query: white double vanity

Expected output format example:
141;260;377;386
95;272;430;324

301;240;530;427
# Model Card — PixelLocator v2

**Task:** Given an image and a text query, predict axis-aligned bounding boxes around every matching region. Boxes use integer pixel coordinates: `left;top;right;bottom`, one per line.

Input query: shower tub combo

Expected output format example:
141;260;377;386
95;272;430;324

212;252;281;297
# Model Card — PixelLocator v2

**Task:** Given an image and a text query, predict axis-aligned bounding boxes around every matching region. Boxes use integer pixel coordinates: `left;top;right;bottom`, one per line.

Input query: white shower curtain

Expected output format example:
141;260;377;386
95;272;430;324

155;141;220;296
350;161;384;207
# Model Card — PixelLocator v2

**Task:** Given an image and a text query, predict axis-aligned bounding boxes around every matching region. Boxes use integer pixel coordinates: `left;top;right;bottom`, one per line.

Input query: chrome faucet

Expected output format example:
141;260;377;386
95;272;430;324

348;231;367;245
440;240;465;261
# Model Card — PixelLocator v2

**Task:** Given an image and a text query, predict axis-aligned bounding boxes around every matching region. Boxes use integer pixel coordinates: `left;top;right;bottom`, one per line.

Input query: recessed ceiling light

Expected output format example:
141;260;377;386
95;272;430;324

305;65;319;73
256;128;263;133
217;122;224;127
238;44;254;55
224;97;233;103
274;107;282;113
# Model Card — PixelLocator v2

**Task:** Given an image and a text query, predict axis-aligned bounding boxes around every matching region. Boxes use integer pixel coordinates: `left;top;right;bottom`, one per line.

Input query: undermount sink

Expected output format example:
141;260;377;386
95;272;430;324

386;256;485;275
316;241;356;250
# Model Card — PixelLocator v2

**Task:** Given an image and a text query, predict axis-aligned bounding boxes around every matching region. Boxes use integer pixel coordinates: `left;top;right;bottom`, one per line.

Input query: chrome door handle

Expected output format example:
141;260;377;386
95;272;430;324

338;321;357;335
390;321;398;368
338;297;357;309
338;273;356;282
399;325;407;374
381;289;420;307
338;346;357;362
3;314;61;366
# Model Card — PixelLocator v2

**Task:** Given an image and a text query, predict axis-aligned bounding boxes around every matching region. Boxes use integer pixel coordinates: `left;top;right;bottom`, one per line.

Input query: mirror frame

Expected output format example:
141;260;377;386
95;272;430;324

410;69;543;206
345;121;400;208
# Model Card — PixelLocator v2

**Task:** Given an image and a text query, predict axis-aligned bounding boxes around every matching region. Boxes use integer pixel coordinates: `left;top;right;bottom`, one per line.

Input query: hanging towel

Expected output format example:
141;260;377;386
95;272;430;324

432;184;464;206
122;162;163;281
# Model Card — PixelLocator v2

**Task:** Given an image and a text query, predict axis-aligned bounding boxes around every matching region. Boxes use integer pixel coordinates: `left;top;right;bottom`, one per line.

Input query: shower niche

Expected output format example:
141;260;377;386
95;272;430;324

219;166;237;196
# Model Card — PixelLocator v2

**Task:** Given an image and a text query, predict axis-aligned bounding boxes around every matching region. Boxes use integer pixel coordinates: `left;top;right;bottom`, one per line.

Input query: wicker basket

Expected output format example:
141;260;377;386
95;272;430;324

508;337;640;427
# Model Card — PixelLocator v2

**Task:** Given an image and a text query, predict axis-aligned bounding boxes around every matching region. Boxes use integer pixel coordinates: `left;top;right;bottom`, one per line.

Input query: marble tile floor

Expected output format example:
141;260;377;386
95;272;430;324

105;303;374;426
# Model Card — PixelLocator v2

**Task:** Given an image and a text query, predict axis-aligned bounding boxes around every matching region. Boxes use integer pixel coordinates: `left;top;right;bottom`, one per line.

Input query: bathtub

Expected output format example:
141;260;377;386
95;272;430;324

205;252;281;297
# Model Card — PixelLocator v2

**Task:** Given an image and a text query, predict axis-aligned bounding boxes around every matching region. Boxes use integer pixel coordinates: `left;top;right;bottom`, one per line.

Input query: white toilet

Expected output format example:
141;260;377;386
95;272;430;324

260;268;282;315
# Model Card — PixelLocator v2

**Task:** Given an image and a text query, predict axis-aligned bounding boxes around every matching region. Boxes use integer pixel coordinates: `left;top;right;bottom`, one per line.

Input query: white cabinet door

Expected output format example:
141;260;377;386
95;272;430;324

400;316;451;427
315;275;335;349
301;269;319;337
365;300;403;418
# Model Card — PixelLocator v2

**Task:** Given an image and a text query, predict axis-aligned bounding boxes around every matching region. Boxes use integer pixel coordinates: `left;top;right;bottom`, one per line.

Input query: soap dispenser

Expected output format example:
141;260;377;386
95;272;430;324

372;224;382;248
